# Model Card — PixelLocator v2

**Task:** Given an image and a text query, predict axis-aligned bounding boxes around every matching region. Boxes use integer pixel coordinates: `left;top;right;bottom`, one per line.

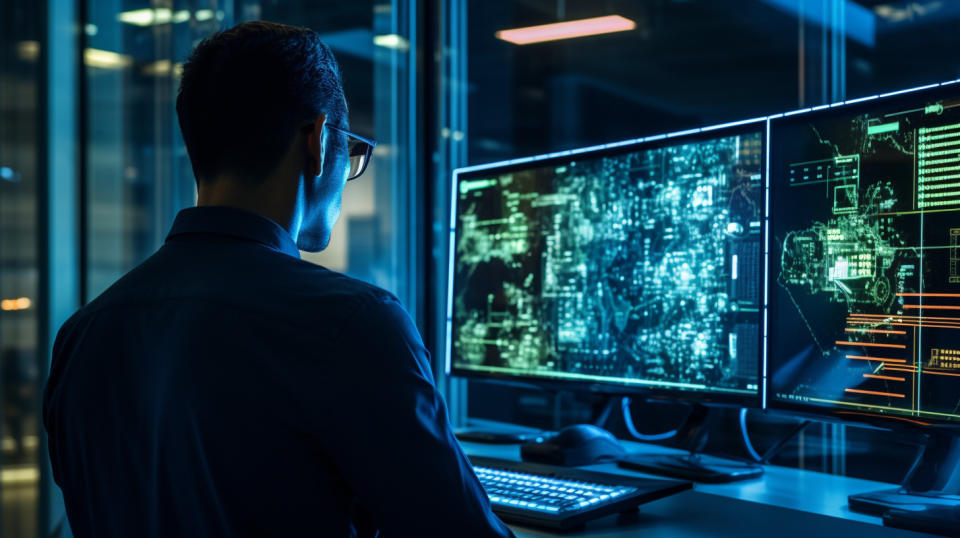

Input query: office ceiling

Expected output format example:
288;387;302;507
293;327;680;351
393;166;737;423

463;0;960;161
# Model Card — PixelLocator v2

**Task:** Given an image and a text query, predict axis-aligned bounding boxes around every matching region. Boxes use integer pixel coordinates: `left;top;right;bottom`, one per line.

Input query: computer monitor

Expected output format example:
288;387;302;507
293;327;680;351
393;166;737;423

767;82;960;513
446;122;766;407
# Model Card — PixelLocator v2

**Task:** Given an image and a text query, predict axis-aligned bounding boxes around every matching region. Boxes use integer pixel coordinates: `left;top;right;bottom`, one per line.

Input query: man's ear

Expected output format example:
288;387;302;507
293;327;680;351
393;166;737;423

305;113;327;177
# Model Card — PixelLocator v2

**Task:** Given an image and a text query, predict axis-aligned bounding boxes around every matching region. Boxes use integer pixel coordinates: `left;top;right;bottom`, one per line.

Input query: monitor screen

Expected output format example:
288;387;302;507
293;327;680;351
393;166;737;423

448;125;764;401
769;85;960;425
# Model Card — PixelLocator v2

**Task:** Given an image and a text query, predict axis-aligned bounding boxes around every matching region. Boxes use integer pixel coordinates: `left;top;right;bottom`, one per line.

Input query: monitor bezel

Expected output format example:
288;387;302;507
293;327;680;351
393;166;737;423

765;82;960;430
445;121;768;408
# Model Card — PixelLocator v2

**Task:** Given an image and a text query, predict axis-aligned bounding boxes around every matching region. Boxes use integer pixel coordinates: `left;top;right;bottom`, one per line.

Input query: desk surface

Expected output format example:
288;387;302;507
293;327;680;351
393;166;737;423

461;440;931;537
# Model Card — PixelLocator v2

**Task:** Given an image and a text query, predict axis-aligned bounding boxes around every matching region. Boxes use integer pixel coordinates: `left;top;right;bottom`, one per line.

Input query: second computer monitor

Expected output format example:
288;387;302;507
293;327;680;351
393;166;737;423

448;123;765;403
769;84;960;425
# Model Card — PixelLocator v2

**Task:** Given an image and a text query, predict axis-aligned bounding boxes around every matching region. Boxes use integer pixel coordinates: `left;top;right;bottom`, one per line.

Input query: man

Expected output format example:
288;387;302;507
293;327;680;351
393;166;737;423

44;21;512;538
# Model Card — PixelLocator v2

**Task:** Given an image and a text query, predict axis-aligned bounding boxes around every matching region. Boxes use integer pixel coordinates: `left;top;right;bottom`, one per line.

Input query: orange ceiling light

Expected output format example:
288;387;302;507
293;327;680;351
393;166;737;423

496;15;636;45
0;297;31;311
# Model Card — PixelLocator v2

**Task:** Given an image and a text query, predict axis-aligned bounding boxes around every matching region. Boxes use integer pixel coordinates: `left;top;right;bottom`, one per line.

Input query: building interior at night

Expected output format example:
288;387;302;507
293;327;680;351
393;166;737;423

3;0;960;536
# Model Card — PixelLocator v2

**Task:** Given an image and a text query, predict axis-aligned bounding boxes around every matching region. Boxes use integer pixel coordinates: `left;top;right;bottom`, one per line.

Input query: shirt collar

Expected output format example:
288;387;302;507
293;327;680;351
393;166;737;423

166;206;301;259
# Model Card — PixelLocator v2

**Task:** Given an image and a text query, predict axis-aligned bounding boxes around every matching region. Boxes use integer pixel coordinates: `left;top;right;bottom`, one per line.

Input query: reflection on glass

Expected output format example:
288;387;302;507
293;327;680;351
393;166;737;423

0;0;42;536
87;1;415;306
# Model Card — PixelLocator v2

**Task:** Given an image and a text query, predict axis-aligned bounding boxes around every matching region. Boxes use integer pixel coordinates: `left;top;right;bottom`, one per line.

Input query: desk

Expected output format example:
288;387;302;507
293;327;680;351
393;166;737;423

461;440;931;537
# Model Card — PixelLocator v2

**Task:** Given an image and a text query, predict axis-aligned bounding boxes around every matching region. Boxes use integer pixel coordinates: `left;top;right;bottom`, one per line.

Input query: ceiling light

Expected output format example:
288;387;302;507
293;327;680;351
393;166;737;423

1;297;31;311
374;34;409;51
17;41;39;62
142;59;172;76
1;467;38;484
118;8;195;26
118;8;172;26
496;15;635;45
84;48;133;70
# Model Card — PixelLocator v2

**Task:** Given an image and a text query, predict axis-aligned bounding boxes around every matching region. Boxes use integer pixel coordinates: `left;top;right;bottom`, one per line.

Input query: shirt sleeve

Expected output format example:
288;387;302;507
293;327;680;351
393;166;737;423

320;295;514;538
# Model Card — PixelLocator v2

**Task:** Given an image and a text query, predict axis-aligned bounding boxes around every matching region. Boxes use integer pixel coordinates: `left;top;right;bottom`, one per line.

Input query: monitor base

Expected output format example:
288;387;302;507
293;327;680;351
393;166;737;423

884;504;960;536
849;432;960;516
618;453;763;483
850;488;960;516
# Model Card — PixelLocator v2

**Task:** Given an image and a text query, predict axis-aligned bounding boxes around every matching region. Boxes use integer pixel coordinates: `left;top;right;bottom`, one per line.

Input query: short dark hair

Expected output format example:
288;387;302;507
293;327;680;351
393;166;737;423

176;21;346;184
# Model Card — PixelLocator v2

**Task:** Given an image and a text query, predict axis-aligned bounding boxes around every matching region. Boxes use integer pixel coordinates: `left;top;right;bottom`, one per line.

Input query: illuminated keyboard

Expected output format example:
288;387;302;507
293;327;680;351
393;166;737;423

470;456;691;530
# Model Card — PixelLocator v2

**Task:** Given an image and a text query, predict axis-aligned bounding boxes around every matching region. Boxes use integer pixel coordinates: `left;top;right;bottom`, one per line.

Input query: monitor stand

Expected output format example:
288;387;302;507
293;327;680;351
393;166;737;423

455;428;548;444
849;431;960;515
617;404;763;483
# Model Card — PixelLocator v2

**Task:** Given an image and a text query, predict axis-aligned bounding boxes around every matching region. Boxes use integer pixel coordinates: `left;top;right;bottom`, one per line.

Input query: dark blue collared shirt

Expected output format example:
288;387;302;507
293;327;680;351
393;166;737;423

44;206;512;538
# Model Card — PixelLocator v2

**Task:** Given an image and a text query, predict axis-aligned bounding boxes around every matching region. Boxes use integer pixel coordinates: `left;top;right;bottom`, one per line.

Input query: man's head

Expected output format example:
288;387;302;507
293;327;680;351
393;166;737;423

177;21;351;252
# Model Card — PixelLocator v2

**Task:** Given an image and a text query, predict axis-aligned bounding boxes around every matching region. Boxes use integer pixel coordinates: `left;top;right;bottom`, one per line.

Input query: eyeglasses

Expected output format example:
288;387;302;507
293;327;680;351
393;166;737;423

325;124;377;181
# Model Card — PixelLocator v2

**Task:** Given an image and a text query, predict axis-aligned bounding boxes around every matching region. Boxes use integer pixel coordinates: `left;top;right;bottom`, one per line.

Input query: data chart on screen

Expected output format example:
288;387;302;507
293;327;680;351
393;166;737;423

450;128;764;396
769;86;960;423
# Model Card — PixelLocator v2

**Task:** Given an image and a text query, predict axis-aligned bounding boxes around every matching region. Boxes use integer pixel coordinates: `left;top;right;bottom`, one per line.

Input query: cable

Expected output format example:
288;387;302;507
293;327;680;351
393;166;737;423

621;397;678;442
592;397;617;429
739;408;763;462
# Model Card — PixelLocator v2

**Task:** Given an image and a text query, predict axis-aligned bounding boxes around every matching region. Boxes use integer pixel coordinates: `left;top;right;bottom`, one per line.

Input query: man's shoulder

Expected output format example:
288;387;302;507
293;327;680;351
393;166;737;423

285;258;423;326
283;257;399;309
58;249;408;342
87;245;395;307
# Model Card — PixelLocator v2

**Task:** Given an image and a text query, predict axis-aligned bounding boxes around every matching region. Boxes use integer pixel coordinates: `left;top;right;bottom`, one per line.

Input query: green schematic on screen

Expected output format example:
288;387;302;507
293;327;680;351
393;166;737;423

770;86;960;422
450;129;764;396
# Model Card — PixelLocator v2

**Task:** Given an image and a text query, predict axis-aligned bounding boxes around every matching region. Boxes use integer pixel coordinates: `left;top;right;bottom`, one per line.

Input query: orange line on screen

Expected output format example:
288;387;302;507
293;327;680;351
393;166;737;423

846;355;907;363
903;305;960;310
863;374;906;382
847;320;960;326
845;388;906;398
849;314;960;321
883;366;917;373
847;322;960;330
836;341;906;349
897;293;960;297
920;370;960;378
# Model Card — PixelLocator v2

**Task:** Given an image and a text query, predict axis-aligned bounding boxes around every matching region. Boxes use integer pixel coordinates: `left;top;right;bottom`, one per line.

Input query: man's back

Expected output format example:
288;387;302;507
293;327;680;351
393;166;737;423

44;206;510;537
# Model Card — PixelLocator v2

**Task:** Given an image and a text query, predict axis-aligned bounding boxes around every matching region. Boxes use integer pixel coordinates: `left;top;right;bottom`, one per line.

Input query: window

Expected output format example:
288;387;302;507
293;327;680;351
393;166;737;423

0;1;43;536
85;1;418;312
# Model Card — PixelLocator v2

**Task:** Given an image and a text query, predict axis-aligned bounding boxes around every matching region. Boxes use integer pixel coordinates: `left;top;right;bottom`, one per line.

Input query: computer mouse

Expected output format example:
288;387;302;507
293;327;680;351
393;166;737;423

520;424;626;467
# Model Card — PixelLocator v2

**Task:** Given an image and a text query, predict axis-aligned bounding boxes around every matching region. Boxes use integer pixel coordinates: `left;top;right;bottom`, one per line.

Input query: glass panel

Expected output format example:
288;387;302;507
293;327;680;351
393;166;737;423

450;0;960;482
464;1;803;165
456;0;809;447
0;0;42;536
85;1;210;299
849;2;960;97
85;1;417;309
